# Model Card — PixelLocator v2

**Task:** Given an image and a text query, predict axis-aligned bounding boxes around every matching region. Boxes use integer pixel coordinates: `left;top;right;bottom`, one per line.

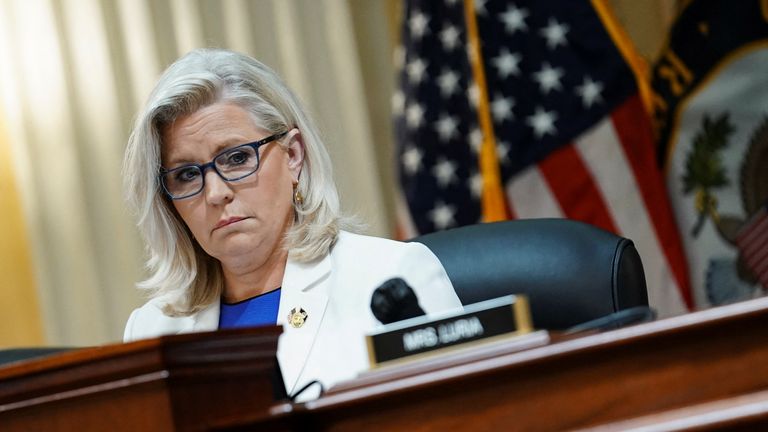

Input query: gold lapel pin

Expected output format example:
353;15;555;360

288;307;308;328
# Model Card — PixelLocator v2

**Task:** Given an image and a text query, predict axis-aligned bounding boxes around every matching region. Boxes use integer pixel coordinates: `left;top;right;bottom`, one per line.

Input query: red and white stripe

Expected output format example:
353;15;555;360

506;95;692;317
736;207;768;288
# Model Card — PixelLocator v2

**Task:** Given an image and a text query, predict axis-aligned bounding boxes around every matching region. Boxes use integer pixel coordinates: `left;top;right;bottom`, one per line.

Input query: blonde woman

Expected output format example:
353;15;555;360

122;49;461;400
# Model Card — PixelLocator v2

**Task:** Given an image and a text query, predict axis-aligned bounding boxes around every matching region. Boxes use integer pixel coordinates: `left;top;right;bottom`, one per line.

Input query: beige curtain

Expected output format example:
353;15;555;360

0;0;679;347
0;111;44;346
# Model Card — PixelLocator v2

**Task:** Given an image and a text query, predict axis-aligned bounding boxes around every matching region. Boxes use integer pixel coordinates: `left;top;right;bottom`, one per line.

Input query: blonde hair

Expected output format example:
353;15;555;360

123;48;344;315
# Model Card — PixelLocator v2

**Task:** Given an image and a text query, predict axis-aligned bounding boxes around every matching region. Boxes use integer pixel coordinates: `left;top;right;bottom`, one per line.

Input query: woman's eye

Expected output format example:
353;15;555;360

224;150;252;166
174;167;200;182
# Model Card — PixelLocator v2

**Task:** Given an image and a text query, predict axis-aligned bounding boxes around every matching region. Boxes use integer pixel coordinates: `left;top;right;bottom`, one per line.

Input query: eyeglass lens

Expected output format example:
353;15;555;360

162;144;260;199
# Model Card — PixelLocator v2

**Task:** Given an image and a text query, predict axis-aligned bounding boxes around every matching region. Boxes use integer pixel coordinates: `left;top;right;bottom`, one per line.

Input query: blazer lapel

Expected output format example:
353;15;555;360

276;253;332;395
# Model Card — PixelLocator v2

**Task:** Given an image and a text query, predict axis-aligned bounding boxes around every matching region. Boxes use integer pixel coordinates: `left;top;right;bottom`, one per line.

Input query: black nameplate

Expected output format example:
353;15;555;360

366;295;531;367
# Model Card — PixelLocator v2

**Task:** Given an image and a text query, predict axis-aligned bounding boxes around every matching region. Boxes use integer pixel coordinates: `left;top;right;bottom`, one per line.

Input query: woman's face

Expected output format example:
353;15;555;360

161;102;303;268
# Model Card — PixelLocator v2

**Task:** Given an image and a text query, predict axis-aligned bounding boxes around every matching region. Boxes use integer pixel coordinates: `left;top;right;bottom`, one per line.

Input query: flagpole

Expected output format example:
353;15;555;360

463;0;507;222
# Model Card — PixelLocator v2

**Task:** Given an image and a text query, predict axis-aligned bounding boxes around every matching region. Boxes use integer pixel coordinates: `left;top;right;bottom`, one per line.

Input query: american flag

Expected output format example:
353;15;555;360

736;204;768;289
393;0;693;317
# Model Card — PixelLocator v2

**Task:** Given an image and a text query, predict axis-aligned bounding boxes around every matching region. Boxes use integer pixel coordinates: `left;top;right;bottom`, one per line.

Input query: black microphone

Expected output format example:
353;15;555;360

370;278;426;324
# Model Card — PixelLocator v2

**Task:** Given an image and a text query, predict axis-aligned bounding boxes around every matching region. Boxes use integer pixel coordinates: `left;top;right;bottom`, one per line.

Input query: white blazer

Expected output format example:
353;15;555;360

123;231;462;400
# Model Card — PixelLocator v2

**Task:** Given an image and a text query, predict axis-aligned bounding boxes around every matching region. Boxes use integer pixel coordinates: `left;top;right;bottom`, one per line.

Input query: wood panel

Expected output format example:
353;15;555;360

282;297;768;431
0;326;282;432
5;298;768;431
580;389;768;431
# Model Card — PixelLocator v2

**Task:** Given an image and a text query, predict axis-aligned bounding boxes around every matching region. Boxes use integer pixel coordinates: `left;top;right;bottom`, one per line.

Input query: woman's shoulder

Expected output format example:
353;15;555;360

332;230;436;264
331;231;461;312
128;296;168;319
335;230;417;250
123;297;197;342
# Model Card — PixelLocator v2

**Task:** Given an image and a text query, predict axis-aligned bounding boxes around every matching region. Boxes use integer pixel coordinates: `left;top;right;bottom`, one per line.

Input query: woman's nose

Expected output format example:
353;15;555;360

204;170;234;204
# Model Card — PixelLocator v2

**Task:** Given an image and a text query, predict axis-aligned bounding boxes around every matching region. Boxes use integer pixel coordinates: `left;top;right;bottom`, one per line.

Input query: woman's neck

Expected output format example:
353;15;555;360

220;249;288;303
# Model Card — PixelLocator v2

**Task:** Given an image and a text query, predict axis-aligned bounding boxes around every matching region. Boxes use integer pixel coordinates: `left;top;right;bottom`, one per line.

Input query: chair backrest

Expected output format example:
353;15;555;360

0;347;75;366
413;219;649;330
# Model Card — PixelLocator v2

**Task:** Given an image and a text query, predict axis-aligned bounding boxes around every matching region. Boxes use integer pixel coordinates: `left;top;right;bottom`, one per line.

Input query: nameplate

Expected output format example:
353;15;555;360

366;295;532;367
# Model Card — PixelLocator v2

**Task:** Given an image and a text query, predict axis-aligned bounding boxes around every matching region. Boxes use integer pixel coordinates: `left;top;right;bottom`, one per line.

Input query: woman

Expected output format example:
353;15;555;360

122;48;461;400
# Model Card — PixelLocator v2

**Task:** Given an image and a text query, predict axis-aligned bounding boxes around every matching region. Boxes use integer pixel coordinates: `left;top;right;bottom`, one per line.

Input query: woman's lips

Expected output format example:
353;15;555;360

213;216;248;231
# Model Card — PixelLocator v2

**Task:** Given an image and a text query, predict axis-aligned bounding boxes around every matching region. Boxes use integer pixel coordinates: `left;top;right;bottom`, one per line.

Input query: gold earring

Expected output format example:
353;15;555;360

294;188;304;206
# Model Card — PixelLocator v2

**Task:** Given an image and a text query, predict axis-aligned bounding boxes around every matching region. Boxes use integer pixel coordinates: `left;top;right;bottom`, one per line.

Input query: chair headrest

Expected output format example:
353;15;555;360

413;219;648;329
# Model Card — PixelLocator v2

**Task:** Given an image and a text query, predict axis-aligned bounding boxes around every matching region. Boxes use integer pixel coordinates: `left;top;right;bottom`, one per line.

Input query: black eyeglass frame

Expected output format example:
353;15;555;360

159;130;289;200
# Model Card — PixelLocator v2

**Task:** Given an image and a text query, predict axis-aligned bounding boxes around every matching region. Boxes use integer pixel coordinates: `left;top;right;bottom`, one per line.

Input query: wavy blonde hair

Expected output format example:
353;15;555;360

123;48;344;315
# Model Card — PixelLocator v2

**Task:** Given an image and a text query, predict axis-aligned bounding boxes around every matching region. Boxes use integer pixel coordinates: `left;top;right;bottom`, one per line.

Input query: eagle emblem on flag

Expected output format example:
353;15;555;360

681;115;768;303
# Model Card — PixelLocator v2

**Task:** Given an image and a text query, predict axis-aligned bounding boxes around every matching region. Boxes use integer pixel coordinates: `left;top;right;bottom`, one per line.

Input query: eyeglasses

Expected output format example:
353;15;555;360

160;131;288;200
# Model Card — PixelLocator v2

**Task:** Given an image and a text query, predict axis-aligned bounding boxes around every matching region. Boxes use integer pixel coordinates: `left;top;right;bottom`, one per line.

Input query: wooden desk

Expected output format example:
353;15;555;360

4;297;768;431
0;327;282;431
220;297;768;431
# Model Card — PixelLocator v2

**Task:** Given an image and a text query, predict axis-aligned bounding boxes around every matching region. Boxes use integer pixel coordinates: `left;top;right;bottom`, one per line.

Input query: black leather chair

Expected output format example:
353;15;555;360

413;218;649;330
0;347;75;366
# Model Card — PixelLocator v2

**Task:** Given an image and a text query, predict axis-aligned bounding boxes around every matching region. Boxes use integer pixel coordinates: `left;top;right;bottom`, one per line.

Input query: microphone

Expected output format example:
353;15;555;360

370;278;426;324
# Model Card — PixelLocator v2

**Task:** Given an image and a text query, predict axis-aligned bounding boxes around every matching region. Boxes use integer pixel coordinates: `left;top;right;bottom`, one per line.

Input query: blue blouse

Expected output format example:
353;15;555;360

218;288;281;329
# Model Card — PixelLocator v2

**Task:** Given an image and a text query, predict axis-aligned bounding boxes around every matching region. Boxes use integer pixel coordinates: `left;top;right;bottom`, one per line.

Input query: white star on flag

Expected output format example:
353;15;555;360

434;114;459;142
405;102;425;129
406;57;428;84
491;95;515;123
526;106;558;138
575;76;604;107
467;83;480;107
500;5;529;34
437;69;461;98
439;24;461;51
469;171;483;198
409;11;430;39
474;0;488;16
469;128;483;154
428;202;457;230
492;49;522;79
540;17;569;49
432;158;458;187
401;146;423;175
533;63;564;94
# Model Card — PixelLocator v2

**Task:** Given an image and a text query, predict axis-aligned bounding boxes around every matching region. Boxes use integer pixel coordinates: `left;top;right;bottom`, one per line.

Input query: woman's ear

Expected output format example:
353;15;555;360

285;128;304;182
